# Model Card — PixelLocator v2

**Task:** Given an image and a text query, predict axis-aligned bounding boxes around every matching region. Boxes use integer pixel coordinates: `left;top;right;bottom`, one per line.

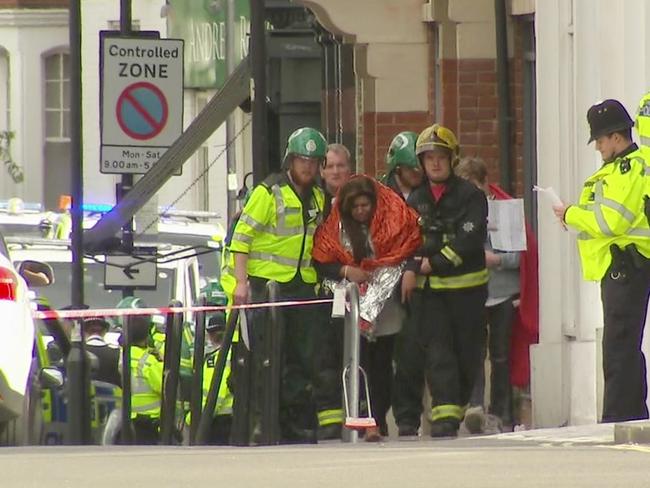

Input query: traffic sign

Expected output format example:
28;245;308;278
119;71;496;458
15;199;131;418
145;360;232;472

116;82;168;140
104;255;157;289
100;35;184;174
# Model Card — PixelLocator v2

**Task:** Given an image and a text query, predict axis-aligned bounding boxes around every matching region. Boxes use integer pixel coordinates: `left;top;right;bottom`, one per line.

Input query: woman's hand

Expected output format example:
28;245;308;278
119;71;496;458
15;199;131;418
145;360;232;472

234;281;249;305
401;270;417;304
344;265;370;284
420;258;432;275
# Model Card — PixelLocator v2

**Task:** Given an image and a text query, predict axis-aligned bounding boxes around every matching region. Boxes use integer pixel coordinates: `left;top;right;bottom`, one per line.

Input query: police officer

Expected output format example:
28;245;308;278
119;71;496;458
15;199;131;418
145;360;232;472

83;316;121;386
126;308;164;444
553;99;650;422
401;124;488;437
229;127;326;443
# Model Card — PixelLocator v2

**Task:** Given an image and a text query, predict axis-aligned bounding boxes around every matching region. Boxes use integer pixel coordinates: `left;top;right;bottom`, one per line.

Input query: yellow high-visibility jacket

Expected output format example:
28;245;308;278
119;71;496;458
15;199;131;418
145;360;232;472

565;144;650;281
229;172;324;284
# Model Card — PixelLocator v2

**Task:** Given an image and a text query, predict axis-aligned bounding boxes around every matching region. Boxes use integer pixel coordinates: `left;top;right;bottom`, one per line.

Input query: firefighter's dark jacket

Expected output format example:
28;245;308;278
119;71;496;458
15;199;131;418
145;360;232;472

406;174;488;282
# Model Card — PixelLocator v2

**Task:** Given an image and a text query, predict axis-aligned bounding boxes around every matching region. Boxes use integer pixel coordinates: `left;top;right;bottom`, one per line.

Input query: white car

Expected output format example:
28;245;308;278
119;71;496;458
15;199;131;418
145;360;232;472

0;233;53;445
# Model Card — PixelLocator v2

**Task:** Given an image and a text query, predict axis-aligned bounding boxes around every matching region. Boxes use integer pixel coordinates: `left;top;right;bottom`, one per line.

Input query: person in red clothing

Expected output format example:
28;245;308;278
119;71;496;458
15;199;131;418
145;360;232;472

312;175;421;441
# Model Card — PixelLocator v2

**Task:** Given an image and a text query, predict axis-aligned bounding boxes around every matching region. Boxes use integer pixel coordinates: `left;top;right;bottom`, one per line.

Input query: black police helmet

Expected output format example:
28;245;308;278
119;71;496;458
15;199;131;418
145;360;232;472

206;312;227;334
587;99;634;143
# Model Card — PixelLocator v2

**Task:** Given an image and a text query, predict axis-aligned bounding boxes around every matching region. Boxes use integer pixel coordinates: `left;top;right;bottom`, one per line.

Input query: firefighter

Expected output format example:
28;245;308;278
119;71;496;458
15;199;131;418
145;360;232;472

229;127;326;443
553;99;650;422
382;131;428;436
635;92;650;224
381;131;424;200
401;124;489;437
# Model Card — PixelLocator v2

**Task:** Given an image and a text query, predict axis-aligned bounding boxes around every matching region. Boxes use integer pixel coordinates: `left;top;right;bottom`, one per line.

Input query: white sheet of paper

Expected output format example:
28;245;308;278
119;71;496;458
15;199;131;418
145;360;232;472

331;285;346;318
533;185;563;206
488;199;527;252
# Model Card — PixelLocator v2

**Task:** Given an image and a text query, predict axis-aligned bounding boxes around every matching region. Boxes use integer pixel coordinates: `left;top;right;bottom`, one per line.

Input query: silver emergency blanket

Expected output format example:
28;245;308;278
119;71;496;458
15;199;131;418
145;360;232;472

321;223;405;339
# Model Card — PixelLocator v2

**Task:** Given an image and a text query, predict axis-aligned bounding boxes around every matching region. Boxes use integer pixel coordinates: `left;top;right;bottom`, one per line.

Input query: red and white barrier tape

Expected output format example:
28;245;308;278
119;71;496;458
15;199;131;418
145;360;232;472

33;298;334;320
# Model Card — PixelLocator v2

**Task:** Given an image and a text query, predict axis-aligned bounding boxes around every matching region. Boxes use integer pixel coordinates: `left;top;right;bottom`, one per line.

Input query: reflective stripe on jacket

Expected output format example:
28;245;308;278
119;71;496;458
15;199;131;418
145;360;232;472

229;172;324;284
130;346;163;419
564;145;650;281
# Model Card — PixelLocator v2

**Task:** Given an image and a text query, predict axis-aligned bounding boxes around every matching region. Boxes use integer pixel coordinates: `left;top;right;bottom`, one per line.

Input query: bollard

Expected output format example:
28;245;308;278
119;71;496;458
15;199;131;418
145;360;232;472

120;315;133;444
189;296;207;445
196;308;240;444
341;282;360;443
259;280;281;445
160;300;183;445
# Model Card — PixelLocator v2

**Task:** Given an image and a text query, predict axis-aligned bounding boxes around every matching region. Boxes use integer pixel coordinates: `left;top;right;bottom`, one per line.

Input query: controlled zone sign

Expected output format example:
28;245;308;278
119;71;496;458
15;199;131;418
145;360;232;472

100;35;184;174
104;254;157;290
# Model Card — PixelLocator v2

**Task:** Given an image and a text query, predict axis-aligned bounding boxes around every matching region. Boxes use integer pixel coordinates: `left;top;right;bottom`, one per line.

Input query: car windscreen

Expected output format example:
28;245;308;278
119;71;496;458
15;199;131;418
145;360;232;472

44;261;175;310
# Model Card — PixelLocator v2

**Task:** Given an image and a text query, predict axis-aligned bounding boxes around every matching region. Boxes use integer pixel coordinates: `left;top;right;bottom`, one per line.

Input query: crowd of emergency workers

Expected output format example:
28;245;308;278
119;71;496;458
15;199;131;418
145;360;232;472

75;92;650;445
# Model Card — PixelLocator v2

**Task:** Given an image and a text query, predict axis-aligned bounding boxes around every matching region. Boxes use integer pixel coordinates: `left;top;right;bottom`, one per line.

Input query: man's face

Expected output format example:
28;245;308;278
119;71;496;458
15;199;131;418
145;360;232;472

396;166;423;189
422;150;452;183
290;155;320;188
594;133;619;162
321;150;352;193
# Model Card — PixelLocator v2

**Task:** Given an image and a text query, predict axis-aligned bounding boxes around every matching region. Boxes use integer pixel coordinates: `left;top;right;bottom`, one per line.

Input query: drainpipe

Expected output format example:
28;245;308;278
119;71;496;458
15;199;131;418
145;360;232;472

495;0;512;194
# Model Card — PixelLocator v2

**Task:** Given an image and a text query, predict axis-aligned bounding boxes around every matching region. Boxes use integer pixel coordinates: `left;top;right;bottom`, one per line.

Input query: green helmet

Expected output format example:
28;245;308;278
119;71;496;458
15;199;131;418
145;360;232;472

283;127;327;162
386;131;419;173
202;280;228;307
115;296;150;332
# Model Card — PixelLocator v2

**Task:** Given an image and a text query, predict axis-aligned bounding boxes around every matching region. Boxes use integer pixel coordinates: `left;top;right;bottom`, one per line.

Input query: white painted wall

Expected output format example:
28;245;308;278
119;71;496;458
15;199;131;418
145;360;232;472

0;10;68;203
533;0;650;427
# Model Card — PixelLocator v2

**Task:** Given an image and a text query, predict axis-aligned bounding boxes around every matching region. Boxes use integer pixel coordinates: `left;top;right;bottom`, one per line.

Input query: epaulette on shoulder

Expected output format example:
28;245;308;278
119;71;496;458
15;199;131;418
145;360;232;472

258;173;284;193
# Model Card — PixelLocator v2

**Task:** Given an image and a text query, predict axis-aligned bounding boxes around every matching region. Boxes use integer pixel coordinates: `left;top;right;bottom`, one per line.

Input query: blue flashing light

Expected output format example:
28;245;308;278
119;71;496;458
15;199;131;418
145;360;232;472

82;203;114;213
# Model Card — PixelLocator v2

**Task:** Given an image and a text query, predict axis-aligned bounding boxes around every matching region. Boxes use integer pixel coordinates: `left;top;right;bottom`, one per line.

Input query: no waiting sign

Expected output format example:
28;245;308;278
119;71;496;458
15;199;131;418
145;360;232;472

100;35;184;174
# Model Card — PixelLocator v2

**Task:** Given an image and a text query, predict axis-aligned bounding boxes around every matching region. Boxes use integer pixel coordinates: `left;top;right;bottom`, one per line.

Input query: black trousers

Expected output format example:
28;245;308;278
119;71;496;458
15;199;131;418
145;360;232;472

132;417;160;445
248;277;321;441
392;292;426;429
419;285;487;423
360;335;395;436
469;298;515;424
601;259;650;422
313;314;344;424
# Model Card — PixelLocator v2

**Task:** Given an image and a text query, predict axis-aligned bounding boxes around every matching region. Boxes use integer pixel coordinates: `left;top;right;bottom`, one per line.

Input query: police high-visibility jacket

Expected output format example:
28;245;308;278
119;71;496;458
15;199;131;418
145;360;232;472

129;345;163;419
564;144;650;281
229;172;324;284
201;348;234;416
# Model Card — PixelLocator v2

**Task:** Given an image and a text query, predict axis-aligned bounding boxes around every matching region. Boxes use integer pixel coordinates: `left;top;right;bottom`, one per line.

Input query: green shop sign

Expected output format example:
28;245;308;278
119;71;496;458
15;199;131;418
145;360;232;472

167;0;250;89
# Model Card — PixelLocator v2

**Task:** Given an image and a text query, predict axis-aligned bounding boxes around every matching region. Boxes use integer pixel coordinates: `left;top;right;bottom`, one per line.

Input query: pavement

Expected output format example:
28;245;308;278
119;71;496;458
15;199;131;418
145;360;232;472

2;422;650;488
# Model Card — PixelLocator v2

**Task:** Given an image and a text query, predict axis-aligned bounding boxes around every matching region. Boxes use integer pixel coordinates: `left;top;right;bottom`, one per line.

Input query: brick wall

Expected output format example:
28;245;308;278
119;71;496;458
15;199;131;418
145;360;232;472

0;0;68;7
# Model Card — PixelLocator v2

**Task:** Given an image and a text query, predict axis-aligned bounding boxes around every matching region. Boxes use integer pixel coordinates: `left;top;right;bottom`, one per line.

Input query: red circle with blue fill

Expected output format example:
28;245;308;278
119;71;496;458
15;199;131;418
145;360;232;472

116;81;169;140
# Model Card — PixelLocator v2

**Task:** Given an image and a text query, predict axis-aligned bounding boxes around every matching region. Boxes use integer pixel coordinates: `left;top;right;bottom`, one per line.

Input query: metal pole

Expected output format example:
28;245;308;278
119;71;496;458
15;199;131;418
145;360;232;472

189;297;207;445
259;280;281;445
250;0;268;184
226;0;237;221
342;282;360;443
196;308;240;444
160;301;183;445
120;316;133;444
67;0;91;445
120;0;135;301
495;0;512;194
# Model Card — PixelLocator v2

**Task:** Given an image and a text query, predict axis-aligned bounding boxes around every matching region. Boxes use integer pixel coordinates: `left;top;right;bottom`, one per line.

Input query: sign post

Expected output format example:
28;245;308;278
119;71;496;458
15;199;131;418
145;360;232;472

100;36;184;174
